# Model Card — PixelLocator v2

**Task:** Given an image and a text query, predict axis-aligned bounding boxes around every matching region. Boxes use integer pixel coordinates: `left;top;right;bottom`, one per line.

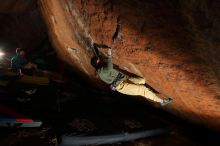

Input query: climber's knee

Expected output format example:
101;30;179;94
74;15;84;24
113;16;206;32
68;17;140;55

128;77;145;85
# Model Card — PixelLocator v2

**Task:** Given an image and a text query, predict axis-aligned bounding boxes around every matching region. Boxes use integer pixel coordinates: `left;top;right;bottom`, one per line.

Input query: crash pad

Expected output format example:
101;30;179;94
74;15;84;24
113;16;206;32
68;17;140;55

0;117;42;127
17;75;49;85
0;104;42;127
0;80;9;86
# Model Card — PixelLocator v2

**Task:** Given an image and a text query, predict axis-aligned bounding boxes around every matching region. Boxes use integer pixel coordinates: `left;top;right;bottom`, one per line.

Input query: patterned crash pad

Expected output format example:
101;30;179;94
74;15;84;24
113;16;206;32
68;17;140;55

0;104;42;127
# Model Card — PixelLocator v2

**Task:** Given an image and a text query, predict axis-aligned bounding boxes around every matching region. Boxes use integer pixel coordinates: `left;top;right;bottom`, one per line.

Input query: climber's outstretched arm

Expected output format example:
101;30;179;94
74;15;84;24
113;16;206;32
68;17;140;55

106;48;113;70
95;46;113;70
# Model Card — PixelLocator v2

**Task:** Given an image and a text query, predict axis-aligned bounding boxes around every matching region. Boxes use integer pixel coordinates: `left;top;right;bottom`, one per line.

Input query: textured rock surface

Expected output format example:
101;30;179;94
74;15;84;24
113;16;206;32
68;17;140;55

38;0;220;131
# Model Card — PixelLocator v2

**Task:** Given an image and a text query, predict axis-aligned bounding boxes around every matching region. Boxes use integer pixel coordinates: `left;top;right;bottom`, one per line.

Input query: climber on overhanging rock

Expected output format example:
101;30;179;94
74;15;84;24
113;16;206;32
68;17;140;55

90;44;173;106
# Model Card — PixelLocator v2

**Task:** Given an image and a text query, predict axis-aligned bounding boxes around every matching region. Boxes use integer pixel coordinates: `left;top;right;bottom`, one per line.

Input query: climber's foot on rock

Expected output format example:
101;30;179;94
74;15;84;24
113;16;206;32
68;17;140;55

160;97;173;106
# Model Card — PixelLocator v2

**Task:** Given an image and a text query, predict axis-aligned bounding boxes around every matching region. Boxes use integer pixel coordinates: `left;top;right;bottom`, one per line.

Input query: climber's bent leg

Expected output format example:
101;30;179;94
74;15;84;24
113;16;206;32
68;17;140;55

115;80;163;103
127;77;146;85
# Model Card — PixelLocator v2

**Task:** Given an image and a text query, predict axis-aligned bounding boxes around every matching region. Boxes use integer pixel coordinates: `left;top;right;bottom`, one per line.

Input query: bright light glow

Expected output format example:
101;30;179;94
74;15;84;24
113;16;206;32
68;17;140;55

0;52;5;58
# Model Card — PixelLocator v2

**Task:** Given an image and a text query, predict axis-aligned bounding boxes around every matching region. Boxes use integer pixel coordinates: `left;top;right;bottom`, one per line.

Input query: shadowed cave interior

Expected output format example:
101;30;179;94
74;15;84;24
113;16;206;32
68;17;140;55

0;0;220;146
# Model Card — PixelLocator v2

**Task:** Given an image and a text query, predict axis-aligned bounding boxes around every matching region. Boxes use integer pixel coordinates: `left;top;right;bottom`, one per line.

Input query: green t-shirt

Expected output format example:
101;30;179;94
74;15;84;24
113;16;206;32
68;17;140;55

97;53;126;85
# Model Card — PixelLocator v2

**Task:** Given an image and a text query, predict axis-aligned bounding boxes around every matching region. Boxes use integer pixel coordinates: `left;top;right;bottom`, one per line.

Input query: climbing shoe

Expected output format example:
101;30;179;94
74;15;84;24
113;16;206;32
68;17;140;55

160;97;173;106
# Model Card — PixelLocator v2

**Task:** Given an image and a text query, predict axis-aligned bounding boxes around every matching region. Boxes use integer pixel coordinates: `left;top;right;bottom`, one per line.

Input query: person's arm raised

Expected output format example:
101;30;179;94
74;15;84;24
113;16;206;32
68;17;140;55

106;48;113;70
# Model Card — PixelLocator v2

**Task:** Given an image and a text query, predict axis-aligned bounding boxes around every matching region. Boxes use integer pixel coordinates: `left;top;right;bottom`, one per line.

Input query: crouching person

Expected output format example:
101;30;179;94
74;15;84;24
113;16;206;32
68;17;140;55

11;48;37;76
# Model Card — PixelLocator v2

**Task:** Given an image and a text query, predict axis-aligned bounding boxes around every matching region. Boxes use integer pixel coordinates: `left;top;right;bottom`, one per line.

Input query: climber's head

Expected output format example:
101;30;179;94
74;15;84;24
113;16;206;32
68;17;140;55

91;56;102;69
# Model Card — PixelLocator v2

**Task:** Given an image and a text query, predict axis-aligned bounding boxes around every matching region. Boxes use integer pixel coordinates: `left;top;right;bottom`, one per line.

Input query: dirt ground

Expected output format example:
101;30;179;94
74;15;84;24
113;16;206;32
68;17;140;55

0;73;219;146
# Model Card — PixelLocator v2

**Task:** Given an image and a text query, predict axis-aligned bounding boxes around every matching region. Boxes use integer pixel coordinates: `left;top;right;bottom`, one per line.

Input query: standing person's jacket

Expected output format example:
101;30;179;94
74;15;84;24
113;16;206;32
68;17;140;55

11;56;28;72
96;52;126;87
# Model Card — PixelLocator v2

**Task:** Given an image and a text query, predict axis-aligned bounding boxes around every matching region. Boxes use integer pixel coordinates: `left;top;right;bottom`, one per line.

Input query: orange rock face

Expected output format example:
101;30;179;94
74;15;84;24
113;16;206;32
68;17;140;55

39;0;220;131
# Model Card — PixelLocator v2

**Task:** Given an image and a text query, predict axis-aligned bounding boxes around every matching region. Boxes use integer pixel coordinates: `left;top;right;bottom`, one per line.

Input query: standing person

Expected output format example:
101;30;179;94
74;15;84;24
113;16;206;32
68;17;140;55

90;45;173;106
